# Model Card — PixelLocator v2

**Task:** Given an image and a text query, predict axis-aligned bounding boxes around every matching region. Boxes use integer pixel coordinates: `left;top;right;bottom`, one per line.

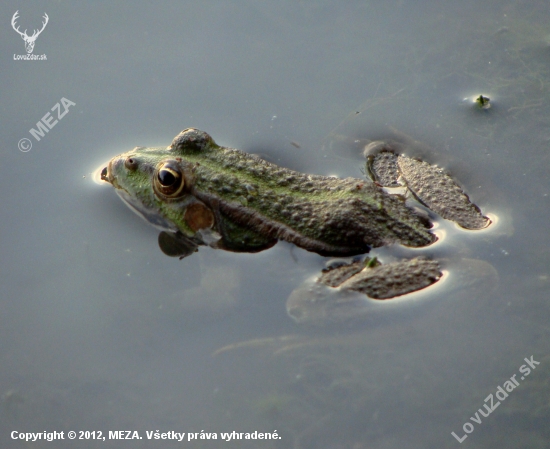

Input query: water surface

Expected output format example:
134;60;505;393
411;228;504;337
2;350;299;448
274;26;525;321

2;1;550;448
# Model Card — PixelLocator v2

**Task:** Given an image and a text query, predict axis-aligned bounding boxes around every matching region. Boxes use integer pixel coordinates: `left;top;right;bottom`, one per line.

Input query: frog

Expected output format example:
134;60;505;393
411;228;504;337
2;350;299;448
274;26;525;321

100;128;491;323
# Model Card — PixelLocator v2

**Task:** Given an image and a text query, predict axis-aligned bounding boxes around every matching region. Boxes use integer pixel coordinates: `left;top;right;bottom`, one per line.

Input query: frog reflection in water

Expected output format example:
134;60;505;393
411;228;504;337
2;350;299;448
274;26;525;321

100;128;491;323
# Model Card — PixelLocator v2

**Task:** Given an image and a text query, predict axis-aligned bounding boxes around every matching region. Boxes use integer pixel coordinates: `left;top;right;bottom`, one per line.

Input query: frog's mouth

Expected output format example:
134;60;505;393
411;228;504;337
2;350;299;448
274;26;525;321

100;160;130;192
100;161;178;232
100;165;110;182
100;162;117;187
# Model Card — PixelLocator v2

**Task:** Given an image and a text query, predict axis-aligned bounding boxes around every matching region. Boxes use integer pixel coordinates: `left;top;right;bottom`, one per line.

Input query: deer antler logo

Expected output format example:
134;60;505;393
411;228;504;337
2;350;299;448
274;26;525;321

11;11;49;54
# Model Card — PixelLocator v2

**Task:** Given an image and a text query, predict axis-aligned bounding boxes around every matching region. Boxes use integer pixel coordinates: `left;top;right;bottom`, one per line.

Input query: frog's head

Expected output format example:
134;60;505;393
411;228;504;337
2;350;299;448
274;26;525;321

100;128;217;238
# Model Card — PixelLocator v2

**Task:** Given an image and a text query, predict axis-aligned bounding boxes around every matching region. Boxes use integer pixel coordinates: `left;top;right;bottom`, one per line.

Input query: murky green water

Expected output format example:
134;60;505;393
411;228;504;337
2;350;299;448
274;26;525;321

2;1;550;448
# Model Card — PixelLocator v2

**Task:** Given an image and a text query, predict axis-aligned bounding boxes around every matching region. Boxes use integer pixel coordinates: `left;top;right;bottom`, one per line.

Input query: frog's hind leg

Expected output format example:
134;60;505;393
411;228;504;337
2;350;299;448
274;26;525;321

366;145;491;230
286;257;442;326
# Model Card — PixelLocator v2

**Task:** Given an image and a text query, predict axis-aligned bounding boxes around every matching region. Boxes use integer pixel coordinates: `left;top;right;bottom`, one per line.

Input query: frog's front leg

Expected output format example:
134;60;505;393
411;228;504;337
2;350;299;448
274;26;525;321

365;143;491;230
287;257;442;325
157;231;200;258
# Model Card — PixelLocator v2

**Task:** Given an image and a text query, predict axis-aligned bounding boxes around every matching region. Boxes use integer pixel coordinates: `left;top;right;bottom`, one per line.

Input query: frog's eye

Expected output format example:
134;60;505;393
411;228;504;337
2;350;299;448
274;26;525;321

154;161;185;197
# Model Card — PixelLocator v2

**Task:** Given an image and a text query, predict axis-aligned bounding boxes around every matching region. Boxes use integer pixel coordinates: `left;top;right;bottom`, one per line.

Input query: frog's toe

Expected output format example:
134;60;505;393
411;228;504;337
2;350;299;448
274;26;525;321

397;155;491;230
365;144;402;187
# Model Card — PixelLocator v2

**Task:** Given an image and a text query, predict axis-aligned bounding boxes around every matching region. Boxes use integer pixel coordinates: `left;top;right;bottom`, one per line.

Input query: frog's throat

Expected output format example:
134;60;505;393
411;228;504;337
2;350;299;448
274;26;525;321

115;189;179;232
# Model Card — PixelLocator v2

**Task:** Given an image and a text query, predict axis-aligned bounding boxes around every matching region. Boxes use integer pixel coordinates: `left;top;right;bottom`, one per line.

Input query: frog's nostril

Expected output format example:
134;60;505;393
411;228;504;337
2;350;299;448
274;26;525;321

124;157;139;171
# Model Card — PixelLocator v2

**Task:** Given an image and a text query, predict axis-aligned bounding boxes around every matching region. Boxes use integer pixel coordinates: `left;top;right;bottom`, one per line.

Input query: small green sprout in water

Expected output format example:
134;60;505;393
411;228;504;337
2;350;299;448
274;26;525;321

364;257;379;268
475;95;491;109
